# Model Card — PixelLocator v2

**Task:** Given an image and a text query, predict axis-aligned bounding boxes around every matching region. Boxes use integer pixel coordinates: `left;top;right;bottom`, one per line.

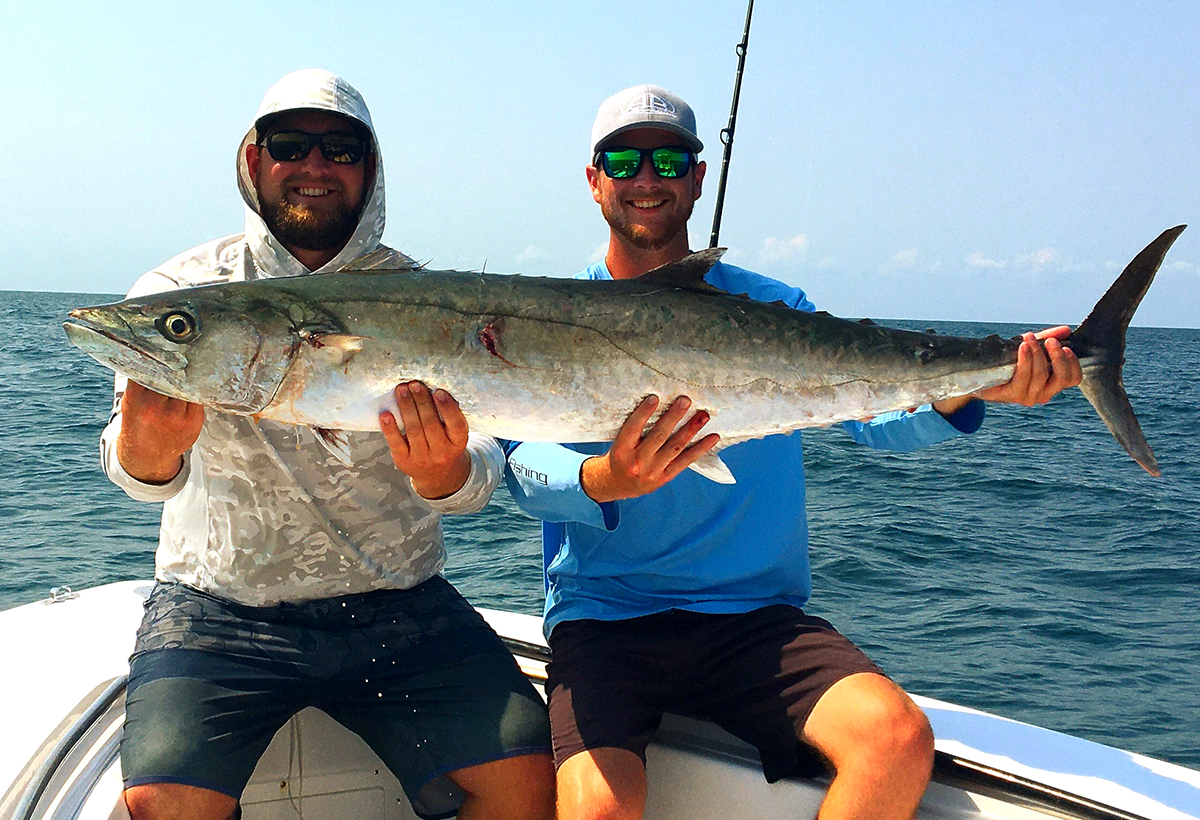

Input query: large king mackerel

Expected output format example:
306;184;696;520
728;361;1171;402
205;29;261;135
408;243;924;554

64;227;1184;481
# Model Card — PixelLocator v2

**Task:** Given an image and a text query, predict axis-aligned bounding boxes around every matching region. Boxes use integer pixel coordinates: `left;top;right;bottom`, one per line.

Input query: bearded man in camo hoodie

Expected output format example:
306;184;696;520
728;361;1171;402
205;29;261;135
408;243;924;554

100;69;553;820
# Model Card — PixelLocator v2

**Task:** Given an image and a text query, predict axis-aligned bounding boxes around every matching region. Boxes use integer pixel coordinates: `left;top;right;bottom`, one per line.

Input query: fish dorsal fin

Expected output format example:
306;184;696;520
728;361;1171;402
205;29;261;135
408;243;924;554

640;248;727;294
338;247;423;273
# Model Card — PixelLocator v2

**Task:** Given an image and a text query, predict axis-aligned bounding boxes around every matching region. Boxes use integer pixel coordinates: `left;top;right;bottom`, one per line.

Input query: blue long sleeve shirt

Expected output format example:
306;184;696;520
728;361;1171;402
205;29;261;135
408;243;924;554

503;260;984;637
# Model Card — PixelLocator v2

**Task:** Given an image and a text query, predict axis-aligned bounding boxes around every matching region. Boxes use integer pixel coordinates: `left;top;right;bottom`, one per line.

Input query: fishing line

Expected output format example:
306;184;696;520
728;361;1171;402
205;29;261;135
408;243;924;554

286;714;305;819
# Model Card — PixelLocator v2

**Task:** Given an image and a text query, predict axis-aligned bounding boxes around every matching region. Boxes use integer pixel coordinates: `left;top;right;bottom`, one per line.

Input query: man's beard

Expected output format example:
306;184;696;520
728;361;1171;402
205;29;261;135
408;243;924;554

261;197;363;252
601;195;694;251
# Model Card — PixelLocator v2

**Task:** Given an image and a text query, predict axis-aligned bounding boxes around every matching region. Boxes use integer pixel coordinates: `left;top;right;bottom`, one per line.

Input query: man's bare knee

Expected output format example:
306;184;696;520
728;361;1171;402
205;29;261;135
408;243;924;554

124;783;239;820
806;673;934;775
557;748;646;820
448;752;555;820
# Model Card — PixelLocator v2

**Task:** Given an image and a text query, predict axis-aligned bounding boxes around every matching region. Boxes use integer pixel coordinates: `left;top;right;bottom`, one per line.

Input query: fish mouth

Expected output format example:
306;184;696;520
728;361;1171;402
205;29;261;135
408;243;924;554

63;309;189;372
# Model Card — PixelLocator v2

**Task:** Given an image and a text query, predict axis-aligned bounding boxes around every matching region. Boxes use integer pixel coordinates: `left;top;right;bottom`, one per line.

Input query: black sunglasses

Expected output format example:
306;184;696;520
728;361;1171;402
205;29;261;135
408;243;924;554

261;130;369;165
595;146;695;179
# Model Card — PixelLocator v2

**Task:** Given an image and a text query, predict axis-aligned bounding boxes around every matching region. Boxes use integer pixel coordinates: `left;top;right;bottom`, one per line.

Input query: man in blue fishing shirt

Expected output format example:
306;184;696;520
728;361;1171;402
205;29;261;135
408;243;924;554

503;84;1082;820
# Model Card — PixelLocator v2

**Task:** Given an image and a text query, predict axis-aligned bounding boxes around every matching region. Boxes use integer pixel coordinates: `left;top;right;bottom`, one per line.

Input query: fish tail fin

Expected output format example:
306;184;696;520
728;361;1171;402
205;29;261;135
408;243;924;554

1068;225;1185;477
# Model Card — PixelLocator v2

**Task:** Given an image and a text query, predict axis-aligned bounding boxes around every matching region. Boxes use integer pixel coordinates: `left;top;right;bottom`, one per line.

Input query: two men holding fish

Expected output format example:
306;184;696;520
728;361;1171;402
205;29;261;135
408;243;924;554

80;70;1136;820
100;70;554;820
501;85;1082;820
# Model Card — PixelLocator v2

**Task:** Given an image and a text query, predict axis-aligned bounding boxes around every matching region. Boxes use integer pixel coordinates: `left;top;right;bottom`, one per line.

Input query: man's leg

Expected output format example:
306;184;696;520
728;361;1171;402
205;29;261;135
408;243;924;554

679;606;932;820
123;784;238;820
542;615;692;820
446;753;556;820
327;578;554;819
120;585;306;820
801;672;935;820
555;747;647;820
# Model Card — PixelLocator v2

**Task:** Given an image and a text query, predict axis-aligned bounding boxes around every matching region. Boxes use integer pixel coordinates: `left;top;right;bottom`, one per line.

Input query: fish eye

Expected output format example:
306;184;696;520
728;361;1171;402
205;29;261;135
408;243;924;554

157;310;199;343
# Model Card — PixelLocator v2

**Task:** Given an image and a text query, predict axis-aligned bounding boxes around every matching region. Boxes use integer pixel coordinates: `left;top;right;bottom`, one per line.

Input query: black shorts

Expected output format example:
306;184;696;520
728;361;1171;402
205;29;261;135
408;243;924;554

122;579;551;819
545;606;885;782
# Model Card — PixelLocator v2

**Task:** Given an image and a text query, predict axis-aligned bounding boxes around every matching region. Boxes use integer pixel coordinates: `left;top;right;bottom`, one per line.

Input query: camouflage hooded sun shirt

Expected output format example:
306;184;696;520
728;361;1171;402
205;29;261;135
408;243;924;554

100;70;504;606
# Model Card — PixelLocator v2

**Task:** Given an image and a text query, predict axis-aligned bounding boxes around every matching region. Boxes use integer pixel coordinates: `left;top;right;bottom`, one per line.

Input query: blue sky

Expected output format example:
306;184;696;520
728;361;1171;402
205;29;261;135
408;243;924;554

3;1;1196;326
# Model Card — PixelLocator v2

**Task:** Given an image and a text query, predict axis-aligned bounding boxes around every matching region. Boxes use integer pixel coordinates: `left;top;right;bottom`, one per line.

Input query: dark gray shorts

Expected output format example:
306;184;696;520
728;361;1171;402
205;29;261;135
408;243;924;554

122;579;551;819
545;606;885;782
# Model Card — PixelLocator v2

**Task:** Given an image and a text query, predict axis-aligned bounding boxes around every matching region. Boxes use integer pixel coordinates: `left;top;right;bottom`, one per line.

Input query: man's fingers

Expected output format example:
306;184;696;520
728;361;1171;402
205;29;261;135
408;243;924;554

408;382;446;437
1033;325;1071;342
122;381;202;435
1040;338;1082;402
433;389;470;448
654;409;711;465
182;402;205;434
660;433;722;483
598;394;718;497
386;382;473;469
379;410;411;462
1023;334;1051;406
639;397;692;453
393;384;428;455
614;396;661;452
1007;334;1036;404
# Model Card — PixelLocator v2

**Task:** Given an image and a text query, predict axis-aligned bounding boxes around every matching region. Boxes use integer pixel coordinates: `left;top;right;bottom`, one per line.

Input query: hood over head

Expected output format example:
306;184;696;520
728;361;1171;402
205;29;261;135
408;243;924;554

236;69;386;278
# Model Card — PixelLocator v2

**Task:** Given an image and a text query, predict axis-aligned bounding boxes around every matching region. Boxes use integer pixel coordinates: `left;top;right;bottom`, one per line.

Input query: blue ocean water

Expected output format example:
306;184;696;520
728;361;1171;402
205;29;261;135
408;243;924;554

1;289;1197;769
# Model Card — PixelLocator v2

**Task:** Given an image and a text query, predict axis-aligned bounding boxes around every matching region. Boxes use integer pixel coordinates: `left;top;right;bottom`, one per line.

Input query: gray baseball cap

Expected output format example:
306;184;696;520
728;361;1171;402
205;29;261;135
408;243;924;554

590;85;704;155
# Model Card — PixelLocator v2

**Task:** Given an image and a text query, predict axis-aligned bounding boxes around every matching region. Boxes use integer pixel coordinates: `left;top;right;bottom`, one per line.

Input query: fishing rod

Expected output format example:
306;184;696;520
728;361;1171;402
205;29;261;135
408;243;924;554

709;0;755;249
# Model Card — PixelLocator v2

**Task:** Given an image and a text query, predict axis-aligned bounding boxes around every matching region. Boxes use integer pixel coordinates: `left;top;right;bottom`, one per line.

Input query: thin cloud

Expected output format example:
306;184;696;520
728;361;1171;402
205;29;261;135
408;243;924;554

966;251;1006;269
515;244;550;265
1015;247;1060;269
879;248;919;274
761;234;809;264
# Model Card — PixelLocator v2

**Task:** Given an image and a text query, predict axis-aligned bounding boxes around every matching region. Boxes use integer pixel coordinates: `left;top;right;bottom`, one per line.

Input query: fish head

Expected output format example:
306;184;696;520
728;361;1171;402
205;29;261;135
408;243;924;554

63;286;302;414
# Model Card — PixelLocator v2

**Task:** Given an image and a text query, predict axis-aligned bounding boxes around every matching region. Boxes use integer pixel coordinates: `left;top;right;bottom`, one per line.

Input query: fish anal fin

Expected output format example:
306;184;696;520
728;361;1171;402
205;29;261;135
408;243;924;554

687;451;736;484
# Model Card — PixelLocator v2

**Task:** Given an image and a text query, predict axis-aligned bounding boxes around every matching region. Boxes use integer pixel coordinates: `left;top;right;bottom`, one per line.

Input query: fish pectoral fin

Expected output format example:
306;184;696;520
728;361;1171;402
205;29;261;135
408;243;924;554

302;331;367;366
311;427;353;466
687;452;736;484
